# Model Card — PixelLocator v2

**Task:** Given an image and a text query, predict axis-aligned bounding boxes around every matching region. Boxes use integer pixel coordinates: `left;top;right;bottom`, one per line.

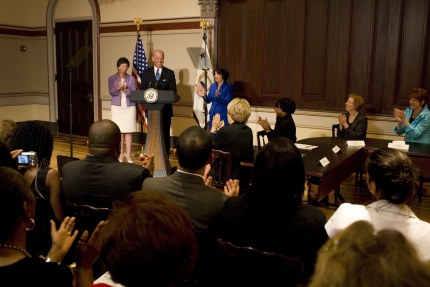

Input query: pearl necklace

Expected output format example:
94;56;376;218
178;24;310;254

0;243;32;258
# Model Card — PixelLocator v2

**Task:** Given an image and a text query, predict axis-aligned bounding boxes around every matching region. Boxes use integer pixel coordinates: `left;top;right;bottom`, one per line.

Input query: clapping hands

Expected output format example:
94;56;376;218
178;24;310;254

211;114;224;133
257;116;271;132
196;83;205;97
393;108;406;122
139;153;155;175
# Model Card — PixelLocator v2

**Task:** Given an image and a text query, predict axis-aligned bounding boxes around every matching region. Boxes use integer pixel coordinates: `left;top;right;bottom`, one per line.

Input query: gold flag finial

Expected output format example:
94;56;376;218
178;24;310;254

200;19;210;30
134;17;143;32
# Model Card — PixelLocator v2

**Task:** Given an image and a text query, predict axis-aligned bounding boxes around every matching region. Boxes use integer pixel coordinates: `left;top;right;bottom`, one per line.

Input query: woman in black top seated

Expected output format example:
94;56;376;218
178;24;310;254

337;93;367;140
8;121;65;255
210;98;254;187
0;167;77;287
257;97;297;143
220;138;327;282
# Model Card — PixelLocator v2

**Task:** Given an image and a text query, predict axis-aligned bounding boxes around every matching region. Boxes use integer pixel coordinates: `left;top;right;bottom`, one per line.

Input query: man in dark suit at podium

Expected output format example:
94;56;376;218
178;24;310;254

140;49;177;154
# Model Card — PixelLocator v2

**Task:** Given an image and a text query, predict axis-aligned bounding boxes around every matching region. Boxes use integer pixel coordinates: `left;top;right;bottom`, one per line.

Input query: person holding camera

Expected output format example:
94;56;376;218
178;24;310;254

8;121;65;256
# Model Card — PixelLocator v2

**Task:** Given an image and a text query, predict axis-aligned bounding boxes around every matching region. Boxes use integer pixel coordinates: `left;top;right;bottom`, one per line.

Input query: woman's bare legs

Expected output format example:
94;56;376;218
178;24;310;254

119;133;125;161
125;133;133;162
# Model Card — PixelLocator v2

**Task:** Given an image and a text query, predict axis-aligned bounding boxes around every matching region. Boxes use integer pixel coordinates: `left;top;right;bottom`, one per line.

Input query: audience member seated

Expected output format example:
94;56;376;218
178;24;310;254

393;88;430;143
142;126;238;234
79;191;198;287
0;119;17;146
309;221;430;287
62;119;154;209
221;138;327;282
0;167;78;286
8;121;65;255
257;97;297;143
325;147;430;260
210;98;254;188
336;93;367;140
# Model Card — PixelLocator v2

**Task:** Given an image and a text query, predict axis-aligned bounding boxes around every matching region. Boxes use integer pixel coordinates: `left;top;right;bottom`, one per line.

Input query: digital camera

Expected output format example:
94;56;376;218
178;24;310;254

17;152;38;167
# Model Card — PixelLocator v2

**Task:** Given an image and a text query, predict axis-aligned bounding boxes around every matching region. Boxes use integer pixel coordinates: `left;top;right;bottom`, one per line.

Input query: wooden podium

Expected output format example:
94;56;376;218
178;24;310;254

130;90;180;177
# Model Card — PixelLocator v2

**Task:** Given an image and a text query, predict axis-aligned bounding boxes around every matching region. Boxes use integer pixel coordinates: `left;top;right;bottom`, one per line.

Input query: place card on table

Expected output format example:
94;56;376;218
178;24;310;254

388;141;409;151
332;145;343;153
346;141;366;146
315;157;330;167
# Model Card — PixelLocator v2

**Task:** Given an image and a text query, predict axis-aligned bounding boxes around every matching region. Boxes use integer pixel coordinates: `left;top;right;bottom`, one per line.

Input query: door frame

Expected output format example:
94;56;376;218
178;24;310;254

46;0;100;125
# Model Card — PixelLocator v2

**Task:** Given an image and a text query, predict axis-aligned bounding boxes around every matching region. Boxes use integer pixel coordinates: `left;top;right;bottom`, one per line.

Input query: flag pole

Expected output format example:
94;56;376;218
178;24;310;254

200;19;210;131
134;17;145;156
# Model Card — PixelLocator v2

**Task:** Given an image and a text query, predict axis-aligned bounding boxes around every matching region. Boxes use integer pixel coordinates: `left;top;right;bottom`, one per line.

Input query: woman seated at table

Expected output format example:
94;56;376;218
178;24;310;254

221;138;327;282
393;88;430;144
210;98;254;188
309;221;430;287
337;93;367;140
257;97;297;143
325;148;430;261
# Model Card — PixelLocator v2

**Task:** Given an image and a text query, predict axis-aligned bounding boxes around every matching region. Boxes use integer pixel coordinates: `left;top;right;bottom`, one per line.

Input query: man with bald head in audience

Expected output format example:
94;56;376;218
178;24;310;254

62;119;154;208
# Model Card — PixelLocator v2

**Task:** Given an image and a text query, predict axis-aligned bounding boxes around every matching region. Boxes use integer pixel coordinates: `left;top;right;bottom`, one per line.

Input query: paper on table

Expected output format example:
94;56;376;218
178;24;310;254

93;272;126;287
295;143;319;150
346;141;365;146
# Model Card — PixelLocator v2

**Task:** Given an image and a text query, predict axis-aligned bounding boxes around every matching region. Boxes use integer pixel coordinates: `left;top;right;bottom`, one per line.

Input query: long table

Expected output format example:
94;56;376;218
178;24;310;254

296;137;430;202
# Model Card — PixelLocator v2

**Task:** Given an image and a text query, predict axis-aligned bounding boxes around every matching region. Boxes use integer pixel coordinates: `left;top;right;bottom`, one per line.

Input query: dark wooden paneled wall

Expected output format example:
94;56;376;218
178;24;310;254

217;0;430;115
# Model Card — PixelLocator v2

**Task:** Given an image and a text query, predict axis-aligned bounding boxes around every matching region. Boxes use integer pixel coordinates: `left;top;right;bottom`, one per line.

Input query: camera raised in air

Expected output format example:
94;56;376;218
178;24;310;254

17;152;38;167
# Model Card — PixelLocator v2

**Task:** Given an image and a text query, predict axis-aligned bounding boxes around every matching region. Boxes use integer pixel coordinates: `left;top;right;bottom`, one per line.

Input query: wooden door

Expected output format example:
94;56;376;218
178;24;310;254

55;20;94;136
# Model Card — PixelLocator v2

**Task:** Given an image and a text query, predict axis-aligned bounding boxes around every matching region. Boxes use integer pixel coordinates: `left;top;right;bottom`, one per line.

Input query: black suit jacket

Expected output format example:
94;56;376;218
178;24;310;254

140;66;177;117
62;155;152;208
267;114;297;143
210;122;254;185
338;112;367;140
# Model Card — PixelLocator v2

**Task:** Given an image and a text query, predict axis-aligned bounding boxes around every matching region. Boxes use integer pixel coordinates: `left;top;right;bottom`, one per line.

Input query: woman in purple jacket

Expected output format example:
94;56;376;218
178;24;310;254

108;57;137;163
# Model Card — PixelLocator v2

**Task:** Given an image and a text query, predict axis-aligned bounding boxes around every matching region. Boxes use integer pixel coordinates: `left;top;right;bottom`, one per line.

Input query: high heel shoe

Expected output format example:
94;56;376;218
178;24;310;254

118;154;124;162
126;157;133;163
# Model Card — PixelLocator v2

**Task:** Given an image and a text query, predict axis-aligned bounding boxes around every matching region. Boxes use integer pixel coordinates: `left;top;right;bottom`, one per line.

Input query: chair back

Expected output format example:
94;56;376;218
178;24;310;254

66;201;110;234
216;238;303;287
57;155;80;178
332;124;340;137
182;231;220;286
257;131;267;150
210;150;232;187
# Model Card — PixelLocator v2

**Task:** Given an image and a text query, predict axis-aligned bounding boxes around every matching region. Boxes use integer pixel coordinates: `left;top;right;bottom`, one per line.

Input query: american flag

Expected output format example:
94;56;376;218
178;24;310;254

132;34;149;129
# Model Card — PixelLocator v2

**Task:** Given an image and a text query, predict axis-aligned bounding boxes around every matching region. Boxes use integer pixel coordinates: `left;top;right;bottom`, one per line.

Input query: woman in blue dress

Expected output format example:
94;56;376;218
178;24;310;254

196;67;234;130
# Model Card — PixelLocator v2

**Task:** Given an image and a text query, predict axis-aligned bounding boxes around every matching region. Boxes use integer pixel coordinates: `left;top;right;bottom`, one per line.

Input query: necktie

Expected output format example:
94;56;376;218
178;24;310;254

156;69;160;81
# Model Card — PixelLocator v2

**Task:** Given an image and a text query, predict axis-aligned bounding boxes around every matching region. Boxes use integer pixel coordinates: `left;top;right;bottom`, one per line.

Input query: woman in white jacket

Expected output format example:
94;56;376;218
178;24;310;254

325;148;430;261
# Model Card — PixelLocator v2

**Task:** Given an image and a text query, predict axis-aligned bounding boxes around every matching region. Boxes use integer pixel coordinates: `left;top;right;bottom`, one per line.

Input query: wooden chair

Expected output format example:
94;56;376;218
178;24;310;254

57;155;80;178
210;150;232;187
216;238;303;287
66;201;110;235
257;130;267;150
418;176;429;202
182;231;220;286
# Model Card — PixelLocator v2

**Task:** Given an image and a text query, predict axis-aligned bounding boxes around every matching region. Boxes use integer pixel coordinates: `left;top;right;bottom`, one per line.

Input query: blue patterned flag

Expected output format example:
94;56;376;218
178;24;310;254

132;34;149;129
